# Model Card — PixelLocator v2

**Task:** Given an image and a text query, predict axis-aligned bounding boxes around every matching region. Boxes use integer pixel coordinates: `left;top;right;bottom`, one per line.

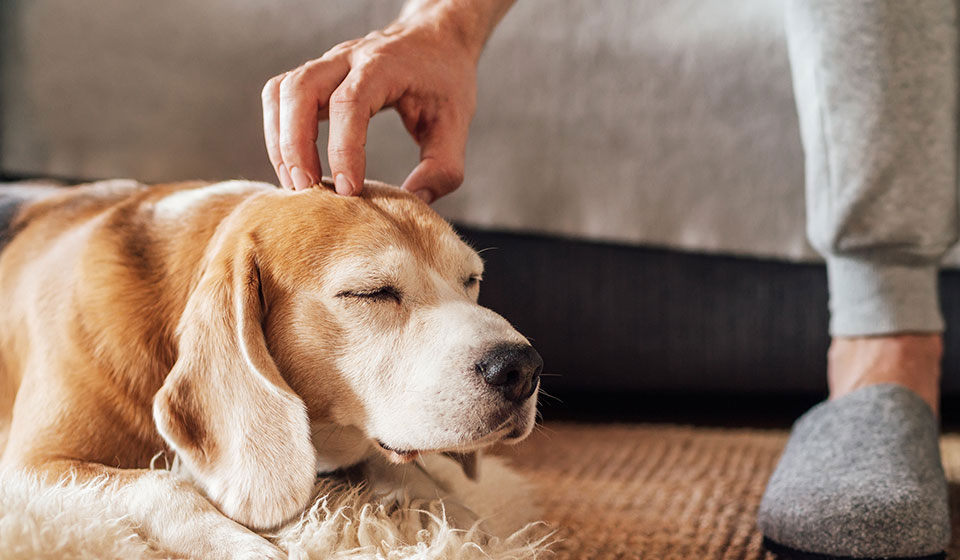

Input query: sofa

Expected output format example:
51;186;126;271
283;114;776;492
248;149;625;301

5;0;960;397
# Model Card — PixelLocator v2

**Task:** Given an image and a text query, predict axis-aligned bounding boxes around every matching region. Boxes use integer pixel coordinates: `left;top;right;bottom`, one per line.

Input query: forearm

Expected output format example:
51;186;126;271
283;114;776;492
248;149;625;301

397;0;515;61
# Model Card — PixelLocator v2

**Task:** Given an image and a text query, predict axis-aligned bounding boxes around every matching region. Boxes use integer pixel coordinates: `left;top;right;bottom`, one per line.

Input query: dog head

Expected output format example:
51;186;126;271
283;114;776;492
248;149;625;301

153;181;541;529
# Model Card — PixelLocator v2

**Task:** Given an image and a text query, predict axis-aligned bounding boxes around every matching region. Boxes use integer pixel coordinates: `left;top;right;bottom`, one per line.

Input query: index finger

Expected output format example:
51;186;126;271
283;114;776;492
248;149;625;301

277;58;350;190
326;72;387;196
261;74;291;188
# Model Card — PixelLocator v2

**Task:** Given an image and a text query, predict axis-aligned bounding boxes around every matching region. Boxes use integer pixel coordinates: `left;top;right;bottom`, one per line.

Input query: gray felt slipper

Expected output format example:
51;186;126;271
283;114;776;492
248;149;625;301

757;384;950;559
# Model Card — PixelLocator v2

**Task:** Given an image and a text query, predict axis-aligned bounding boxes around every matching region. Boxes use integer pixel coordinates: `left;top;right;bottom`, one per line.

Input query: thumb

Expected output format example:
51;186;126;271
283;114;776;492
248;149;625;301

401;112;469;203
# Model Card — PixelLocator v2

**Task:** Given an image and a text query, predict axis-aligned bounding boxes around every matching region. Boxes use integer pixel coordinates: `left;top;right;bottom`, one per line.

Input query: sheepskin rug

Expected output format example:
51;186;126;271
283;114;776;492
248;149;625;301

0;454;553;560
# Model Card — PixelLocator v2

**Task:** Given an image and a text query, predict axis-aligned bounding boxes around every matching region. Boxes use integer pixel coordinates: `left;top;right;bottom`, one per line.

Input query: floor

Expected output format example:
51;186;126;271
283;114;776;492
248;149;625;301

491;392;960;559
499;421;960;560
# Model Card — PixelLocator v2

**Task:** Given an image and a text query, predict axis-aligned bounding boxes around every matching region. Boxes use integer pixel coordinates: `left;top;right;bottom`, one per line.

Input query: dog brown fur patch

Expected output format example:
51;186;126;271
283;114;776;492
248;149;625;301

160;378;212;463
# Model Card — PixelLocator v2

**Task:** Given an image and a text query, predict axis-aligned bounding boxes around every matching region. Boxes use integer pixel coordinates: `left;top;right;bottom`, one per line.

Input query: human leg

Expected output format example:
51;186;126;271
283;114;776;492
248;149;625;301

759;1;958;557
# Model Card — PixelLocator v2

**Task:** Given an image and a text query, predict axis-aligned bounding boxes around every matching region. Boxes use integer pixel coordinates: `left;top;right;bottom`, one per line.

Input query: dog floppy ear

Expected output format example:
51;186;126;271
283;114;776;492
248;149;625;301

153;232;316;530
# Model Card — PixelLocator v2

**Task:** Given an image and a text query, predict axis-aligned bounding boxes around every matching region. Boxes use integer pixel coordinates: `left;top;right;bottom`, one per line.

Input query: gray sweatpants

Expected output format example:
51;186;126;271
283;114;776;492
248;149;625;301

784;0;959;337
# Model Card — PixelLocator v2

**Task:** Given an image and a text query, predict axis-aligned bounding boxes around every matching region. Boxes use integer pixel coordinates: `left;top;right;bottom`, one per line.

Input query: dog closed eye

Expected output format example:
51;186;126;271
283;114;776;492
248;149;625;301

337;286;402;303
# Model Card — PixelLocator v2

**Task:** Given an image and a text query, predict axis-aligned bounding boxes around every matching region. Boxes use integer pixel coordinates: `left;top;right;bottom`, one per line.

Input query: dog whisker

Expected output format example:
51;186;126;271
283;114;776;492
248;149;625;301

537;389;564;404
532;424;557;440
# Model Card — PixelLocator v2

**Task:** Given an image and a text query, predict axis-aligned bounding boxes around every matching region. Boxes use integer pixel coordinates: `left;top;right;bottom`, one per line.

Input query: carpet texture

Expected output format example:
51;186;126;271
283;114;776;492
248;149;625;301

497;423;960;560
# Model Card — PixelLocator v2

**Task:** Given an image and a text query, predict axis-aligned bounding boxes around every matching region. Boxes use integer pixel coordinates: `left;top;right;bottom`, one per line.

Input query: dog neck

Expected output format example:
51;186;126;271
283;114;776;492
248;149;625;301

311;423;375;474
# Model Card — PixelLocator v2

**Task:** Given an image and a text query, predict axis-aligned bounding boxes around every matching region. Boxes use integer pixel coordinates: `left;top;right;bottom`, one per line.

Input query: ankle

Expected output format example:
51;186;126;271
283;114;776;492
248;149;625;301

828;334;942;414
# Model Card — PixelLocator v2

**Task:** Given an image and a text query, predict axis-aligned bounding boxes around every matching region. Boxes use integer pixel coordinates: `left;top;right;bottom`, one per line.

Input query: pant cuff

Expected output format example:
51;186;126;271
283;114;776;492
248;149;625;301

826;256;943;336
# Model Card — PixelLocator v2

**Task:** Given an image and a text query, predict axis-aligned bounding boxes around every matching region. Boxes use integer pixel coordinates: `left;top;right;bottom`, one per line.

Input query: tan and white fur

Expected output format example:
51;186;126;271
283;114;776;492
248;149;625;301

0;179;541;559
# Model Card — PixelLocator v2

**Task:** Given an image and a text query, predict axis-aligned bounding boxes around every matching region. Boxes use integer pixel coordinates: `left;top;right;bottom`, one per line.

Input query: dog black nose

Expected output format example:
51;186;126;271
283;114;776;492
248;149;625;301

476;343;543;402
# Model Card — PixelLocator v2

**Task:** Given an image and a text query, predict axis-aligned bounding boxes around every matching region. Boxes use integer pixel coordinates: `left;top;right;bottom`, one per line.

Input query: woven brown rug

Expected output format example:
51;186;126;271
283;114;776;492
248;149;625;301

498;423;960;559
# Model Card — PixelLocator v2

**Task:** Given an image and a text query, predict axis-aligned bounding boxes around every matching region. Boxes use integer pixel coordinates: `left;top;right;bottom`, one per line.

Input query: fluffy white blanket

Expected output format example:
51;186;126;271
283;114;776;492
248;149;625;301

0;455;552;560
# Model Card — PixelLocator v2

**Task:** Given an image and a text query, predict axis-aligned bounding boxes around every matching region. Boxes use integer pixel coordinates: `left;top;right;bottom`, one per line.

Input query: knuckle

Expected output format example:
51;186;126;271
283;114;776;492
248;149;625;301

329;64;387;111
280;65;320;94
351;49;379;69
352;60;385;83
352;50;392;78
328;145;364;159
330;85;364;108
279;69;308;93
299;58;326;75
326;38;360;57
261;76;282;99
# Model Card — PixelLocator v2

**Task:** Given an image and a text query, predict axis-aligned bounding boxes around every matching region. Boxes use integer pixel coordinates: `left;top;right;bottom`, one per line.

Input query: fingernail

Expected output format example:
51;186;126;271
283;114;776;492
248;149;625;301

334;173;355;196
290;166;312;190
413;189;433;204
277;164;292;189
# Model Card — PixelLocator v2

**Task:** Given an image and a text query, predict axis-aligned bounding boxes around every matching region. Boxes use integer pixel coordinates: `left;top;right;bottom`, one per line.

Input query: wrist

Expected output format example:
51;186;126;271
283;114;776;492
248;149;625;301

397;0;513;61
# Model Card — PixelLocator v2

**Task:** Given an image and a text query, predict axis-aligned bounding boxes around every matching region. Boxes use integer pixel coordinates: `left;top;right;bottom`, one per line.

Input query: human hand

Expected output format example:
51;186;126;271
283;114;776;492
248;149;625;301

262;2;505;202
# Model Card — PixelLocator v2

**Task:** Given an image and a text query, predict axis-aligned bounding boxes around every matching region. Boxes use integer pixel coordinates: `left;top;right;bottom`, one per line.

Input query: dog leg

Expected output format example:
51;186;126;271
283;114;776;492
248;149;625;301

31;460;286;560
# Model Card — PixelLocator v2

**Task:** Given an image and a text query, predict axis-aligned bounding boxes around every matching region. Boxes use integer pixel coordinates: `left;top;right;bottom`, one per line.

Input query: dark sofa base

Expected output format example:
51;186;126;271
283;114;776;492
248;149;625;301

455;226;960;397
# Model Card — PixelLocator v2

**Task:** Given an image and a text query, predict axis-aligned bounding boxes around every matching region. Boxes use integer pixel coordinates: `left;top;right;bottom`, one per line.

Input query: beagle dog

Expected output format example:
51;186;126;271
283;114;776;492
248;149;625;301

0;179;541;558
